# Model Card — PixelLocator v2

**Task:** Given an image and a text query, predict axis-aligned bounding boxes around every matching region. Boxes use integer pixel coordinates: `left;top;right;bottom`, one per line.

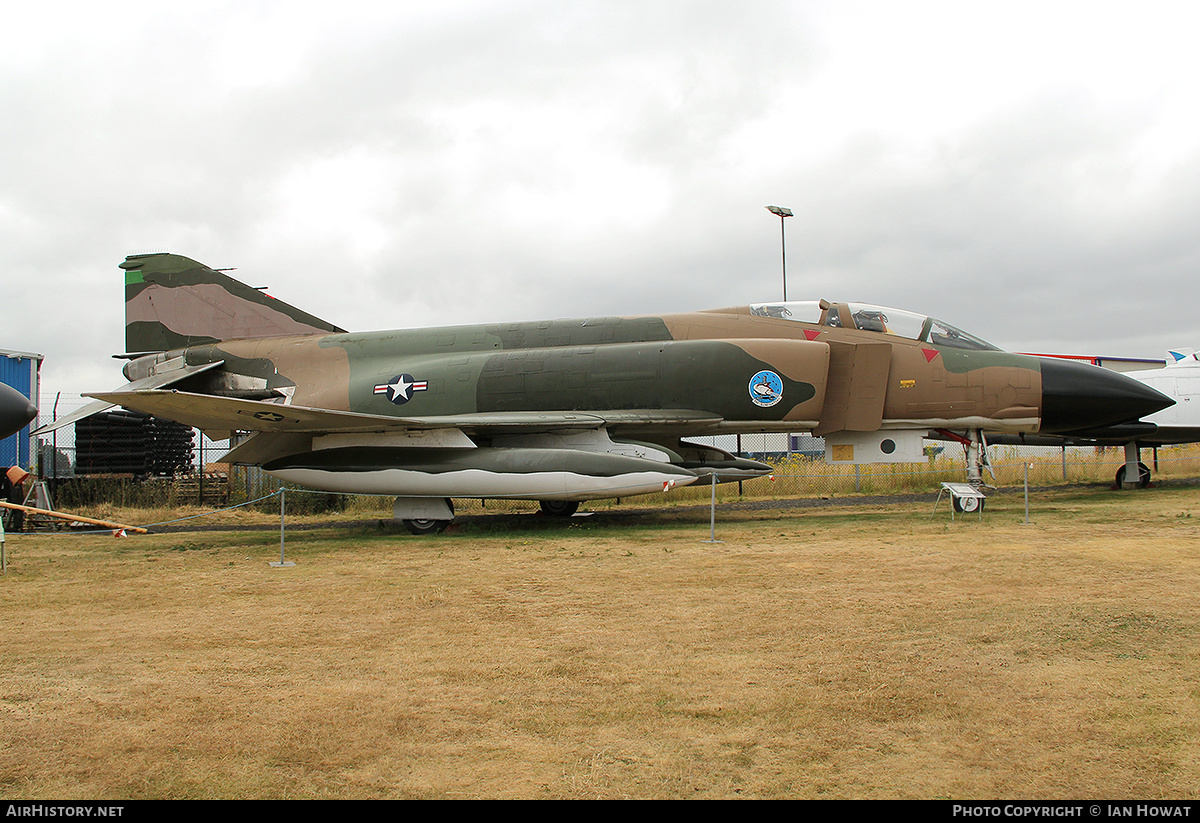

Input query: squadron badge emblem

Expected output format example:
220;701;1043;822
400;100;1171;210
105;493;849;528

748;370;784;408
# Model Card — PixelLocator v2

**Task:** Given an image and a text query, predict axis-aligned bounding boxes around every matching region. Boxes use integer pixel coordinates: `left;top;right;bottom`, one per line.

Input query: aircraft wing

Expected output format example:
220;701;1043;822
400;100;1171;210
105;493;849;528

86;389;419;434
84;389;724;436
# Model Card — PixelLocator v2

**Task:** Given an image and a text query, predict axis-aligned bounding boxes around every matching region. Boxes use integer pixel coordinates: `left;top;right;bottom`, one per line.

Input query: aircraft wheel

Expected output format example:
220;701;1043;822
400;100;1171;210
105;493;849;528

952;495;983;514
403;518;450;535
1115;462;1152;488
539;500;580;517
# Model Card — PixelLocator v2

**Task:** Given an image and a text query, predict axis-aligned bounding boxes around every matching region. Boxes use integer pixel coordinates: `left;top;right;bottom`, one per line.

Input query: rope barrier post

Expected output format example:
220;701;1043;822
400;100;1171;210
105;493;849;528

270;488;295;568
702;472;723;544
1023;462;1033;525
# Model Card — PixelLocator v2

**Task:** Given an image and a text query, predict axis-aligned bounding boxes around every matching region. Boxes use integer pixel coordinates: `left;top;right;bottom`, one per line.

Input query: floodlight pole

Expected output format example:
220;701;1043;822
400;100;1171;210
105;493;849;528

765;206;794;301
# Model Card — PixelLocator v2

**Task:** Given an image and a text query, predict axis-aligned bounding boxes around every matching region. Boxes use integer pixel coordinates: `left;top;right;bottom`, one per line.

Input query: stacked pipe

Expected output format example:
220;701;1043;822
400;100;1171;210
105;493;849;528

74;410;194;477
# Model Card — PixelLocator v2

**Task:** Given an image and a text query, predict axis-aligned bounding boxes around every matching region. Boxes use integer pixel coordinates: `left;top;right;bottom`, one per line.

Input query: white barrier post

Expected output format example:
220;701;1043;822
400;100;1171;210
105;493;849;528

271;488;295;567
702;473;723;544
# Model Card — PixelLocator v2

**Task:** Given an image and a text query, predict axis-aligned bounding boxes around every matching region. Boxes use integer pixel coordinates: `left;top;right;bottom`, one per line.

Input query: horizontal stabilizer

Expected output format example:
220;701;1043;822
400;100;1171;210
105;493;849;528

32;361;225;435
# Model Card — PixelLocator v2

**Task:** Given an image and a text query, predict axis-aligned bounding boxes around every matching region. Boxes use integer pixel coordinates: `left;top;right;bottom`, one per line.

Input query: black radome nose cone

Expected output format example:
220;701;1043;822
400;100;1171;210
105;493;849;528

1040;358;1173;434
0;382;37;440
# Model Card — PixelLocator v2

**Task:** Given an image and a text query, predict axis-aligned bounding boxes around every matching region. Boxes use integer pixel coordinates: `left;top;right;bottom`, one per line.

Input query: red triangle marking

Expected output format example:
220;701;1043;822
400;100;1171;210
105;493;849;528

922;348;940;362
804;329;821;340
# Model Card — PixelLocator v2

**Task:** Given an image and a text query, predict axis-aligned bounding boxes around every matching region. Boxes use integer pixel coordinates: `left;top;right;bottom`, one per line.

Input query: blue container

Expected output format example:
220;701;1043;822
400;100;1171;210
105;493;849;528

1;349;43;469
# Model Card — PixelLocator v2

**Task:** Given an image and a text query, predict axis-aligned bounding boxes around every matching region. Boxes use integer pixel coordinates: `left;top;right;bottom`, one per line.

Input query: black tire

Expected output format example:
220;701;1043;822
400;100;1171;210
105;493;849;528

539;500;580;517
403;518;450;535
1115;462;1151;488
952;495;984;514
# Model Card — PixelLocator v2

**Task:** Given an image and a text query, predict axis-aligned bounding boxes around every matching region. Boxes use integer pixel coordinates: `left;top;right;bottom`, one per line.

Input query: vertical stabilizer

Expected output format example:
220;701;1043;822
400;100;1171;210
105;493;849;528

122;252;346;353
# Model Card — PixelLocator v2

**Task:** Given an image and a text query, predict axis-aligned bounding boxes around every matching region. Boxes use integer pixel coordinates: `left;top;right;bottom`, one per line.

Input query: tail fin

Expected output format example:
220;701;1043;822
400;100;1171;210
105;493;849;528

121;252;346;353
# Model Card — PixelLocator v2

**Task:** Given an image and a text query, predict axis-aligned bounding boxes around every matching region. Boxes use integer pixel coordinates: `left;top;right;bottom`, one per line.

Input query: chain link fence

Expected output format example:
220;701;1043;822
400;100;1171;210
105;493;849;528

26;418;1200;519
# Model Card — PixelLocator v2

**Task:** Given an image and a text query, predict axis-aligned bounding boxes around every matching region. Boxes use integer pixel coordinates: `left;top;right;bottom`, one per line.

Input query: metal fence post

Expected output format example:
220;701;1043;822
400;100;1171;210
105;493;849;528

270;488;295;567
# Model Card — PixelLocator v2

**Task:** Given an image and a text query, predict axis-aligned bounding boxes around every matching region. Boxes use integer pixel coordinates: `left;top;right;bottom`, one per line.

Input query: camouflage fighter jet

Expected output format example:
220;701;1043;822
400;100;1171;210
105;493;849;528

38;253;1171;532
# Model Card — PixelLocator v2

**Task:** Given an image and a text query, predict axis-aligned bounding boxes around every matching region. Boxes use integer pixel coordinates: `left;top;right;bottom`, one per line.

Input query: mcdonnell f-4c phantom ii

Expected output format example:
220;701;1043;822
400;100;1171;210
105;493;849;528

38;253;1172;532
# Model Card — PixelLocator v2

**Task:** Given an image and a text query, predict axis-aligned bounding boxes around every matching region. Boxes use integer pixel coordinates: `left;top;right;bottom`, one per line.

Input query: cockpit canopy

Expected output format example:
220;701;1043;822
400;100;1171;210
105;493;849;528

749;301;1000;352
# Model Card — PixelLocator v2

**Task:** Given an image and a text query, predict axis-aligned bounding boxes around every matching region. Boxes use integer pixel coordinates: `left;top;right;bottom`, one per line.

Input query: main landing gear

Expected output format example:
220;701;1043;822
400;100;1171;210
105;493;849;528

394;498;582;534
403;518;451;535
538;500;580;517
395;497;455;535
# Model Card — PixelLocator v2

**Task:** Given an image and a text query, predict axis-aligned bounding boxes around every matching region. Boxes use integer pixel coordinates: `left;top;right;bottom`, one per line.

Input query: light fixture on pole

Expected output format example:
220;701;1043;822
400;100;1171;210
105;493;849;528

765;205;793;301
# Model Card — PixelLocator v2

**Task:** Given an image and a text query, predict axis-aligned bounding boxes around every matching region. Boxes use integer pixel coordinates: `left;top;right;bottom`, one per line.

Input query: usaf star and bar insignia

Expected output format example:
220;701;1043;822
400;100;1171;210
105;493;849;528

236;409;300;424
374;374;429;405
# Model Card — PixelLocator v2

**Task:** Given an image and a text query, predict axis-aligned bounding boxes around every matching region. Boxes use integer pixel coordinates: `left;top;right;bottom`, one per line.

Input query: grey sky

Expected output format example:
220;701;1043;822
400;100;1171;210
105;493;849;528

5;0;1200;412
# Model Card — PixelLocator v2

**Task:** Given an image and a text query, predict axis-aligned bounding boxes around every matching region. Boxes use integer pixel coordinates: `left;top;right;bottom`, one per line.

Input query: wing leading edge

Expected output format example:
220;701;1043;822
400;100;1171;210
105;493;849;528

85;388;725;436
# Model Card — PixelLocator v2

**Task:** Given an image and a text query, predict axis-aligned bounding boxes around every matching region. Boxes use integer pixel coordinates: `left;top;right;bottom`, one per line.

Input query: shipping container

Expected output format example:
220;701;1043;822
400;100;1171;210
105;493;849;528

1;349;42;469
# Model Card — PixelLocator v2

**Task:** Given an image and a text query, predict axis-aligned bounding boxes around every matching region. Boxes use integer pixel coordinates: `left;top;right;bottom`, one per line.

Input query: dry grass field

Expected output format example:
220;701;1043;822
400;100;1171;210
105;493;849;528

2;484;1199;799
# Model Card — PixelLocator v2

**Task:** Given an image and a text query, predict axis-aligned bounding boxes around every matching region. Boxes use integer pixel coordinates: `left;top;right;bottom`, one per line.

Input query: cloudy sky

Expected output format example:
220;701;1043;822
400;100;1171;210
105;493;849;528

6;0;1200;413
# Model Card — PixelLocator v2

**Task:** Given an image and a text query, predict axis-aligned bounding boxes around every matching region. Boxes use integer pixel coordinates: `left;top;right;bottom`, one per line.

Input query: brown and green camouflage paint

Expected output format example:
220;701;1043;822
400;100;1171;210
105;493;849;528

123;252;1045;434
123;253;345;352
